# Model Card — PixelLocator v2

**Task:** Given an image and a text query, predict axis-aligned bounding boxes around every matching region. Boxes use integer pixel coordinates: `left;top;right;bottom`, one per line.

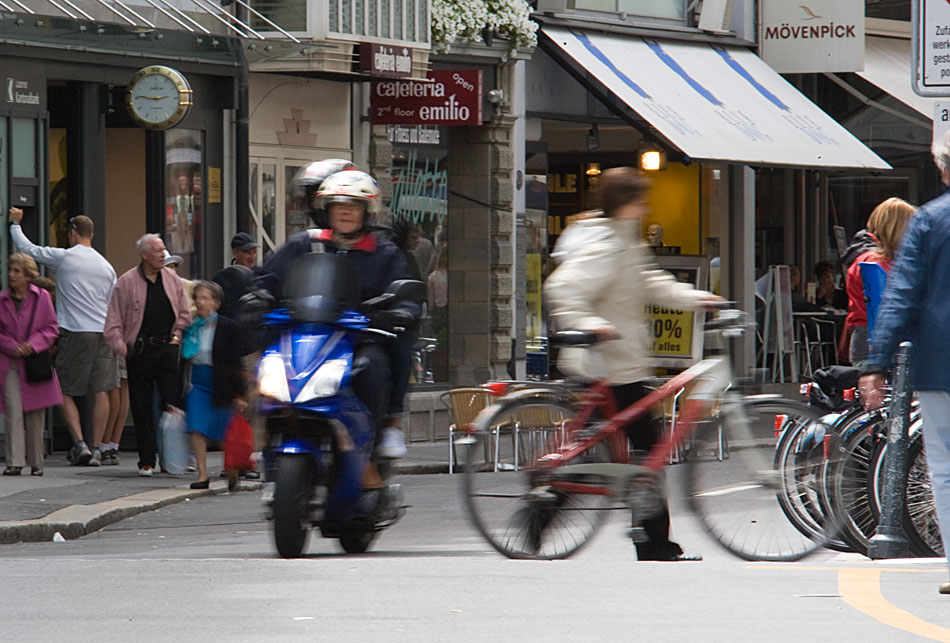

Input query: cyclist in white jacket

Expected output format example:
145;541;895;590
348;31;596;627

545;167;721;561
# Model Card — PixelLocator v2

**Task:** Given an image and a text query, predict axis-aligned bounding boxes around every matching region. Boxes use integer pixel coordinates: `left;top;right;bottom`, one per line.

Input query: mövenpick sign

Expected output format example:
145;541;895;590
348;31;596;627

371;70;483;126
760;0;864;73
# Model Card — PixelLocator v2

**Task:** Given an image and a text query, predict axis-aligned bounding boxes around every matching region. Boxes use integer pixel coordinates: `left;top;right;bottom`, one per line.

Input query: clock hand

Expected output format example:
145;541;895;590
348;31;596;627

139;95;170;100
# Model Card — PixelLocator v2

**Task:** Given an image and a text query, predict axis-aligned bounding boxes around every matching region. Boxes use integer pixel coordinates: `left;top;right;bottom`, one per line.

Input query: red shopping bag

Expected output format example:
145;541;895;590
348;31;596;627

223;414;255;472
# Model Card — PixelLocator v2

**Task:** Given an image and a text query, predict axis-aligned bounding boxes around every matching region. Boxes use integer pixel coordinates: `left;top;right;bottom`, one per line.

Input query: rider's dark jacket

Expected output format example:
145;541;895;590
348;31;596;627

256;228;420;322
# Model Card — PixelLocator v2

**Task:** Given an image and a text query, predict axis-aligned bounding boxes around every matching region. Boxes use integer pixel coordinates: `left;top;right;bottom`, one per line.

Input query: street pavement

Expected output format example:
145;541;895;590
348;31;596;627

0;442;448;544
0;445;947;641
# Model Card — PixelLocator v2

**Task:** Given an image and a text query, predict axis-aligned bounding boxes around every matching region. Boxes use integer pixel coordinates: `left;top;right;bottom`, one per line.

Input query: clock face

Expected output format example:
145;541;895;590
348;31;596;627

126;66;192;130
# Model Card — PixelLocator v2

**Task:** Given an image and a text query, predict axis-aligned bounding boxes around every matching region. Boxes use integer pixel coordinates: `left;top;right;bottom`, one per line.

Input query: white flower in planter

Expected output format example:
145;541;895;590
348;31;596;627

432;0;538;54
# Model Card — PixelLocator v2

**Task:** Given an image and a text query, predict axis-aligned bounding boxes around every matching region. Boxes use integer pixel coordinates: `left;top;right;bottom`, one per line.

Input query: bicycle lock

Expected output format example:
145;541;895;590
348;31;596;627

868;341;913;559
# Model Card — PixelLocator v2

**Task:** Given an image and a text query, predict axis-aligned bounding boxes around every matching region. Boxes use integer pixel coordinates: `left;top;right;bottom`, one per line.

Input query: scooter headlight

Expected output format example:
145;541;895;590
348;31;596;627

258;354;290;402
295;358;348;403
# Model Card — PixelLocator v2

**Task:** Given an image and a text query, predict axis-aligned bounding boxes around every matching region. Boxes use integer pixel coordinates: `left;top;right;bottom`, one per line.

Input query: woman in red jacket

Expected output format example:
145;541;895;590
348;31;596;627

842;197;916;369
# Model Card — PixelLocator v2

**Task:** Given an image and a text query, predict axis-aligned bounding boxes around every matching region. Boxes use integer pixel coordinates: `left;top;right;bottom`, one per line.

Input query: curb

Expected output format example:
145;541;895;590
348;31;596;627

393;462;449;475
0;480;262;545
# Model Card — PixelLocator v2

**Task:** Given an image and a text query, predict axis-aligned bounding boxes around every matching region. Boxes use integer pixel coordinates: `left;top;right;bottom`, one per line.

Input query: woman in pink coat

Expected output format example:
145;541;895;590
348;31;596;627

0;253;62;475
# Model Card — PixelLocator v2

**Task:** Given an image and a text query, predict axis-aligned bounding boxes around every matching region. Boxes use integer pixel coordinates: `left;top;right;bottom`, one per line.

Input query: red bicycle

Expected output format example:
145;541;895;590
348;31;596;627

461;310;841;561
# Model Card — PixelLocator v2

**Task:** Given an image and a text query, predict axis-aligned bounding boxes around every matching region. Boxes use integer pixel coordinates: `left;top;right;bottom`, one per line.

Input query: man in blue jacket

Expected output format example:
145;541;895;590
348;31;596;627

859;131;950;595
256;170;418;459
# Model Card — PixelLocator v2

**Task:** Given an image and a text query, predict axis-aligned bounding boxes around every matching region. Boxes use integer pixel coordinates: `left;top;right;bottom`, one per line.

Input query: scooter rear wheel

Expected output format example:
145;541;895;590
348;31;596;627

273;455;314;558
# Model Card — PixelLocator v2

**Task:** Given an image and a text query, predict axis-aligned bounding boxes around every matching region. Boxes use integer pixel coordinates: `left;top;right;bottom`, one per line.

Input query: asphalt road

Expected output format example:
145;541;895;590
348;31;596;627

1;474;947;642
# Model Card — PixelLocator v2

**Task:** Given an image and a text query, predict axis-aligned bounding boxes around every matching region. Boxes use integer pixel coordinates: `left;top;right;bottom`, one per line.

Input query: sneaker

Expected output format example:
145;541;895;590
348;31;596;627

378;427;407;459
67;441;92;466
138;466;154;477
86;450;102;467
940;582;950;595
104;449;119;466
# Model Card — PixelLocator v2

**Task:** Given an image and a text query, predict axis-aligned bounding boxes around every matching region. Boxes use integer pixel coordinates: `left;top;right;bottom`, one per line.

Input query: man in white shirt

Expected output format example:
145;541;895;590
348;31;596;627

9;207;118;467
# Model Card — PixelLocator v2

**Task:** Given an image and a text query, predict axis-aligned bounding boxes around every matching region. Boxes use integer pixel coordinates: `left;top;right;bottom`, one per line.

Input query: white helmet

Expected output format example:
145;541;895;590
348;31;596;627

317;170;382;216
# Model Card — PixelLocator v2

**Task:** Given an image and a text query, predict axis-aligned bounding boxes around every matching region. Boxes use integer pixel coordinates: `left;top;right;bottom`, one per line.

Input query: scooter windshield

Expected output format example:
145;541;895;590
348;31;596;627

282;252;361;323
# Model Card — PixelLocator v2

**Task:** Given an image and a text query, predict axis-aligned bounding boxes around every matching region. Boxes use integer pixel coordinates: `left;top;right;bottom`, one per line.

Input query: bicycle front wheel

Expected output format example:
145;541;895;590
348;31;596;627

687;398;841;561
462;396;613;560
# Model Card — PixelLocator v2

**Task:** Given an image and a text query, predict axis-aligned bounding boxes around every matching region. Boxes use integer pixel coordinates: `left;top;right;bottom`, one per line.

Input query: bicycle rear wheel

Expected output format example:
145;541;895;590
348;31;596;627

462;397;613;560
868;428;944;558
687;398;841;561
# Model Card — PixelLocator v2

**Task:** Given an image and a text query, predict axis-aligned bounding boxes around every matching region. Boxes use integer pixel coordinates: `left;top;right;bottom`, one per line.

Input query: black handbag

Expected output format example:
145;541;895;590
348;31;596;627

22;294;53;383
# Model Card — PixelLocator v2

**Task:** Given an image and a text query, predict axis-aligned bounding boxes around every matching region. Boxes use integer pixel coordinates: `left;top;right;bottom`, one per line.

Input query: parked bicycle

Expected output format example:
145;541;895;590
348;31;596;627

460;309;844;561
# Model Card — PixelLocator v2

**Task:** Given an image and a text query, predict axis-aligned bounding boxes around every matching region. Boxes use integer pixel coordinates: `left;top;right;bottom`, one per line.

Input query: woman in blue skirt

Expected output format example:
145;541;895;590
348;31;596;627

182;281;246;489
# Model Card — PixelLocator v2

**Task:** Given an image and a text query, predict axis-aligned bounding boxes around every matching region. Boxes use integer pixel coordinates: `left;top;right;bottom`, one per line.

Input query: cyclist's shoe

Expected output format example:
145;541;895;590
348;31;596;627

639;552;703;561
940;582;950;595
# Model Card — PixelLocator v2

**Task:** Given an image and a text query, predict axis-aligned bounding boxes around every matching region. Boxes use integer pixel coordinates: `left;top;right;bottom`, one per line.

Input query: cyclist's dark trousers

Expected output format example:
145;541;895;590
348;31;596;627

388;330;415;419
352;342;392;438
612;381;684;561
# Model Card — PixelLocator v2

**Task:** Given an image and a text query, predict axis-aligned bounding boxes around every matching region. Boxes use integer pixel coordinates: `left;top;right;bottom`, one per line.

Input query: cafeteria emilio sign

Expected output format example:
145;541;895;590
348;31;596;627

371;70;483;126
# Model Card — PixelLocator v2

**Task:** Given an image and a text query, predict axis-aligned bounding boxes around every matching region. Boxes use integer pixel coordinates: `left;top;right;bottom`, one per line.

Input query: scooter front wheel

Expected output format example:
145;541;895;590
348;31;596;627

339;528;375;554
273;455;315;558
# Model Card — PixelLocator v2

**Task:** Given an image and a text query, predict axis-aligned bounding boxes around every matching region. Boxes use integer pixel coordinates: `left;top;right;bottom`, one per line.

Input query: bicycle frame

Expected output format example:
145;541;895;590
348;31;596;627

537;356;734;498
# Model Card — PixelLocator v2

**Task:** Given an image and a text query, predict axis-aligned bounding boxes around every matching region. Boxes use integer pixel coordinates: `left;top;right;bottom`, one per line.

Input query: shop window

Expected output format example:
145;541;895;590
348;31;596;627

389;138;449;384
382;0;392;38
284;163;310;238
262;163;277;248
164;130;202;279
12;117;37;179
575;0;686;21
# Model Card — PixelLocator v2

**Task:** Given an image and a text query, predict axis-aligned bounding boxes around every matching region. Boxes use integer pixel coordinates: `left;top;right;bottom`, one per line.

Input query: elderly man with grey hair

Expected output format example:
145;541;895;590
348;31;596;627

105;233;191;476
859;129;950;596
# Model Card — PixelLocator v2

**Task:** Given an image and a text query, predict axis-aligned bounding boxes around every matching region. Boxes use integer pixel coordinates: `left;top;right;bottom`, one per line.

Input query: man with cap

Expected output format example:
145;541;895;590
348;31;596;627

213;233;263;321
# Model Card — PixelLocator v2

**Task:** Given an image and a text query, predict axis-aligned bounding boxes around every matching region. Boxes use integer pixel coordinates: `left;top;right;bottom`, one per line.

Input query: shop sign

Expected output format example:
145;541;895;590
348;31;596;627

936;101;950;146
646;257;709;367
4;74;44;110
360;43;413;78
760;0;864;73
207;167;221;204
920;2;950;92
372;70;483;126
387;124;442;145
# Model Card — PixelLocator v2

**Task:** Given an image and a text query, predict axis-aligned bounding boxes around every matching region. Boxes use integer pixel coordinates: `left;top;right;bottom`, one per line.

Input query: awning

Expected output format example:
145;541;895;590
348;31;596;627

857;36;936;120
542;26;890;169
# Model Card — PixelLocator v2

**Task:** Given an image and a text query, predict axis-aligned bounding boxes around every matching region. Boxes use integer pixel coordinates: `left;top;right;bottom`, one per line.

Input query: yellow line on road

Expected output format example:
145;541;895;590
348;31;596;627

837;568;950;642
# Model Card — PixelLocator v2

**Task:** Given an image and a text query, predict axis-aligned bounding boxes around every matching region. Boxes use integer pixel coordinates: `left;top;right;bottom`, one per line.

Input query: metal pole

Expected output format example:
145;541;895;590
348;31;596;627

867;341;913;559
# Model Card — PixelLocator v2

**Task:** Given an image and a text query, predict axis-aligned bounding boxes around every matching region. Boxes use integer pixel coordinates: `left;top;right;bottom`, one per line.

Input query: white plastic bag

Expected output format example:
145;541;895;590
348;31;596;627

158;410;189;476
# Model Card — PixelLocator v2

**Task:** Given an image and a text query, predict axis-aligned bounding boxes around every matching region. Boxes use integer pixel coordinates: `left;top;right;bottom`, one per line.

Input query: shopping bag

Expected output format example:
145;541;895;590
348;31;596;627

224;414;255;472
159;410;189;476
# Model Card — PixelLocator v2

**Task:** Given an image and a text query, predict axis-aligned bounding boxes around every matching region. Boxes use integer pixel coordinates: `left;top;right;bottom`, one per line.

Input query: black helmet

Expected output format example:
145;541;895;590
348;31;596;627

289;159;360;228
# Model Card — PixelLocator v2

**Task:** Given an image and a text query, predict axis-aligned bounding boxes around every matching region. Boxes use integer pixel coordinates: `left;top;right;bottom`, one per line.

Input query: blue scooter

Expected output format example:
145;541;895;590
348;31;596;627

256;251;424;557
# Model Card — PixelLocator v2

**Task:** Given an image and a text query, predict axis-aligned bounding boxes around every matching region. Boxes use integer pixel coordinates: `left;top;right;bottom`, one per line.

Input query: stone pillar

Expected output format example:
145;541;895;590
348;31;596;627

447;113;516;386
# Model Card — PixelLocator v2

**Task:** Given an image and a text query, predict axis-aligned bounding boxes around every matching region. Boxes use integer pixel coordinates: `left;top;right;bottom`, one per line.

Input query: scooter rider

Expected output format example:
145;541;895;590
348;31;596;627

254;169;418;459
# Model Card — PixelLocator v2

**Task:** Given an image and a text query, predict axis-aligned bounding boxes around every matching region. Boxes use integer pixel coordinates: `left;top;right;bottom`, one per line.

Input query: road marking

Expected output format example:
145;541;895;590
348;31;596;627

751;565;949;640
838;568;950;641
694;484;761;497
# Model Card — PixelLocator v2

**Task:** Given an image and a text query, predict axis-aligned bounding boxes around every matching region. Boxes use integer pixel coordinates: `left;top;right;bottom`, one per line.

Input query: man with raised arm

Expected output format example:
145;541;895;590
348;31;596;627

8;207;117;466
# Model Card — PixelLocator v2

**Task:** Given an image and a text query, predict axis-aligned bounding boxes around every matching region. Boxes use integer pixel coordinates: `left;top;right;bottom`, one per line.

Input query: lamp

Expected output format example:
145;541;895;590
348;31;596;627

585;162;601;176
639;146;667;171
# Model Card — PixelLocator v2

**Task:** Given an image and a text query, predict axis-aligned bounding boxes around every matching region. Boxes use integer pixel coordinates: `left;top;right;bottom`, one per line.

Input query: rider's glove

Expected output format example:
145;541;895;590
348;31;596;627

371;309;415;332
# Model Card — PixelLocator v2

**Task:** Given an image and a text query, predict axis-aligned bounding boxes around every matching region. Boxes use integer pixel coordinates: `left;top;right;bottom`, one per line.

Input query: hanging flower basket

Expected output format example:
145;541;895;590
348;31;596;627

432;0;538;55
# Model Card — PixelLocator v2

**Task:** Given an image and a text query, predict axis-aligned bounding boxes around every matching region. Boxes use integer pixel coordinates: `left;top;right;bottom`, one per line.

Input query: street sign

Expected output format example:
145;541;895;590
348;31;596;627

913;0;950;96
